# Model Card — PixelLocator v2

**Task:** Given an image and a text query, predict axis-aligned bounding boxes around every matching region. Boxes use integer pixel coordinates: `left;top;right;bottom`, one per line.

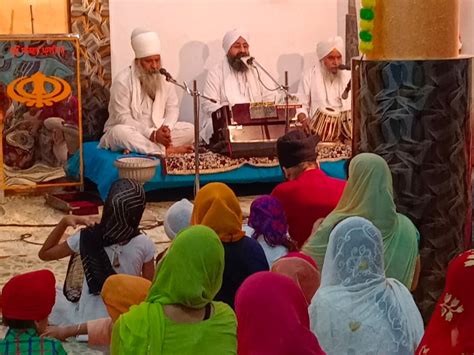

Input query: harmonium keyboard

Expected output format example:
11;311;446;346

209;102;301;158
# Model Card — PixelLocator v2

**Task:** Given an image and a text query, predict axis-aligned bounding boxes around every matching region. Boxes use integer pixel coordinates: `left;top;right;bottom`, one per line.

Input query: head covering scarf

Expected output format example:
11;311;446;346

163;199;193;240
131;28;161;58
284;251;318;269
236;272;325;355
111;225;233;354
316;36;344;61
80;178;146;295
271;257;320;305
222;29;249;53
191;182;245;242
302;153;419;288
248;195;290;247
276;130;319;169
309;216;423;354
102;275;151;322
1;270;55;321
416;249;474;355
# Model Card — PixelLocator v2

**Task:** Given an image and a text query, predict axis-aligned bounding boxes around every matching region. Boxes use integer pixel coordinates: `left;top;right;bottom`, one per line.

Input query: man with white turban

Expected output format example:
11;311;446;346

100;28;194;156
296;36;351;130
201;29;276;143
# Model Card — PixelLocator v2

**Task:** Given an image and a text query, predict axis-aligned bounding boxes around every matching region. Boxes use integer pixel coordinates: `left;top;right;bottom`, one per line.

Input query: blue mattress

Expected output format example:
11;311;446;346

67;142;347;200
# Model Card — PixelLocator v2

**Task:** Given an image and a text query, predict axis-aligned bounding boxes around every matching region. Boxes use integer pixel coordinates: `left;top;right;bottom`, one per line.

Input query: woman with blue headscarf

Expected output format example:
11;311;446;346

309;216;423;354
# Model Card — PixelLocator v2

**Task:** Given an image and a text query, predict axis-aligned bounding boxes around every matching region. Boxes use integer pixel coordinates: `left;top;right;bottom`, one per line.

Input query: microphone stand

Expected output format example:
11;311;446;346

163;75;217;196
250;59;291;133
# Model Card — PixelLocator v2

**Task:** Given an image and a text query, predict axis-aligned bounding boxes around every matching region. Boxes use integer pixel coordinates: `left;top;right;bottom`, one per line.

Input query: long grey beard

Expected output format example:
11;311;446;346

321;65;340;83
137;65;162;100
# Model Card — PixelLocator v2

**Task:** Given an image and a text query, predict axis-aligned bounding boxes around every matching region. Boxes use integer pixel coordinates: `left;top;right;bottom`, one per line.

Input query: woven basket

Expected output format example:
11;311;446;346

114;157;160;184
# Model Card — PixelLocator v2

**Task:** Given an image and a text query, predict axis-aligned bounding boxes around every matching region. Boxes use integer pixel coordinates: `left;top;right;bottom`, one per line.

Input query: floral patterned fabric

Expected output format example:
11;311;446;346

416;250;474;355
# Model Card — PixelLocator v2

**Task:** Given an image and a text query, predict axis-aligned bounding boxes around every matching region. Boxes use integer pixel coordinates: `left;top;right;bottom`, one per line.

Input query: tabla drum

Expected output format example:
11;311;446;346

340;110;352;140
310;107;342;142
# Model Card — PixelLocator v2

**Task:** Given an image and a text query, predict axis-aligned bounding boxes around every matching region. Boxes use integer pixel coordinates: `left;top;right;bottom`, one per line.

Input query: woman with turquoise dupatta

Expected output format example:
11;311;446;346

111;225;237;354
302;153;420;290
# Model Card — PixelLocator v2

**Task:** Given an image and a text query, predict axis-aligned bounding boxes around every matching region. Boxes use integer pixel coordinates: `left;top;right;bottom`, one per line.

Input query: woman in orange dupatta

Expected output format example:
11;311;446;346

192;182;269;308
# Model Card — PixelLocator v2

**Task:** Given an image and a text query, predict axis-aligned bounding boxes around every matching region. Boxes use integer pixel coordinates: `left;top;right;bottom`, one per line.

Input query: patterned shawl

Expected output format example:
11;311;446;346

80;178;146;294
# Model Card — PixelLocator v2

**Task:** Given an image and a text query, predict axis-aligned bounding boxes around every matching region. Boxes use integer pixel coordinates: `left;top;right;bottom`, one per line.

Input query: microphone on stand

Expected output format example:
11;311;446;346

240;56;255;67
337;64;351;70
159;68;174;81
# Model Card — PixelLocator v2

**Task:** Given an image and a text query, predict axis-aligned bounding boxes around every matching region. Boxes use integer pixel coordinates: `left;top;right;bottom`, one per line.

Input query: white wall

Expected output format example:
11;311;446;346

110;0;338;121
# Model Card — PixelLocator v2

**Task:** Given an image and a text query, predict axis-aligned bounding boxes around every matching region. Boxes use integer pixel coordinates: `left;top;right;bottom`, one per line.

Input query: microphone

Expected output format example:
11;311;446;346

341;79;351;100
240;56;255;67
159;68;174;81
337;64;351;70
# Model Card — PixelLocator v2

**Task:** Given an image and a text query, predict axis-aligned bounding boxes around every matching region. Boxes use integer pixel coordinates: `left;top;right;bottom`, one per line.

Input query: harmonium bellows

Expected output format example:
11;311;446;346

209;102;300;158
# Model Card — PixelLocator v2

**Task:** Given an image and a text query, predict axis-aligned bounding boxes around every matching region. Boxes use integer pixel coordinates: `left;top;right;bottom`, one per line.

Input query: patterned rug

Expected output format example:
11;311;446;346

162;144;352;175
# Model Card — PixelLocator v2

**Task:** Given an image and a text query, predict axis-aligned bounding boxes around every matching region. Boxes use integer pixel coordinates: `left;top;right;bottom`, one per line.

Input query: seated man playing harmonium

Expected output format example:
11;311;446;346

201;29;277;143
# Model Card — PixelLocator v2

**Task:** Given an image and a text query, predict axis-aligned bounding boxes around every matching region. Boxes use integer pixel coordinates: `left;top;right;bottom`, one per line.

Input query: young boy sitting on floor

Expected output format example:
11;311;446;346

0;269;66;354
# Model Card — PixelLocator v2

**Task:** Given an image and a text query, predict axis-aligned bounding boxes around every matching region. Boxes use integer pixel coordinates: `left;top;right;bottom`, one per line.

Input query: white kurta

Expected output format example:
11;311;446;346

201;58;276;143
49;232;155;325
99;63;194;155
296;64;351;119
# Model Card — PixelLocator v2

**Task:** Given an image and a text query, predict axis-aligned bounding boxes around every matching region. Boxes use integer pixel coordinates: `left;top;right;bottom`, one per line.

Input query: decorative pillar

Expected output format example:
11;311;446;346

352;57;472;320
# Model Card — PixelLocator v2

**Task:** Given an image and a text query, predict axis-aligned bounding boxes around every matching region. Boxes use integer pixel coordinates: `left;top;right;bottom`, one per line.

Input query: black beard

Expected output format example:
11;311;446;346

227;53;249;72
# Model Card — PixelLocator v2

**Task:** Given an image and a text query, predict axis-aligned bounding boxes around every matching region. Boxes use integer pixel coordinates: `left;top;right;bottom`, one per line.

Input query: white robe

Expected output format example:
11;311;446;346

100;63;194;155
201;58;276;143
296;63;351;119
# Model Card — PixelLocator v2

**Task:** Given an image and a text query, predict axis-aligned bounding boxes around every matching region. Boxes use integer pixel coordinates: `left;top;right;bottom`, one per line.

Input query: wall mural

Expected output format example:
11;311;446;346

69;0;111;141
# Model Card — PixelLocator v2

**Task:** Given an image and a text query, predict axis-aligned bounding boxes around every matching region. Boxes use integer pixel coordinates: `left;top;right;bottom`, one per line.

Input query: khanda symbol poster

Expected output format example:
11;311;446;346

0;35;83;190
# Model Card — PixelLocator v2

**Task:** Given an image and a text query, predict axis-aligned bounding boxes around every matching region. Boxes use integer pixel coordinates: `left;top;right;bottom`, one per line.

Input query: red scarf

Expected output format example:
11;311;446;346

235;272;325;355
416;250;474;354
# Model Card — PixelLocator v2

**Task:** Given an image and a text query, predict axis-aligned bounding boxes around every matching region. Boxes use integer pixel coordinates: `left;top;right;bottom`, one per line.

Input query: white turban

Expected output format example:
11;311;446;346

222;29;250;53
316;36;344;60
163;199;194;240
131;28;161;59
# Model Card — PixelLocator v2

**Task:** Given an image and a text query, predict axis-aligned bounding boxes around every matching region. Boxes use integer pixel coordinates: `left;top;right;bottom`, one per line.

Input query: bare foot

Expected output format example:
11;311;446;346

166;145;194;155
122;149;131;155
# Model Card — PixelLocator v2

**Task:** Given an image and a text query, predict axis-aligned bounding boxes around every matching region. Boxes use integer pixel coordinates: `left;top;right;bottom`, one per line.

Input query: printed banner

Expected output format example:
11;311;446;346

0;35;82;189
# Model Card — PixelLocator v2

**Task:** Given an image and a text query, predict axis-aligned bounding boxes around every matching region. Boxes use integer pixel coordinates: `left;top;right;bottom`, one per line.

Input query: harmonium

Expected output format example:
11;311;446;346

209;102;301;158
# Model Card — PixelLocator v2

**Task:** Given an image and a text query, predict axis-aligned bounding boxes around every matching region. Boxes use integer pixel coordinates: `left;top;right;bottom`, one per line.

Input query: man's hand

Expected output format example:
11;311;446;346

150;125;172;147
297;113;311;134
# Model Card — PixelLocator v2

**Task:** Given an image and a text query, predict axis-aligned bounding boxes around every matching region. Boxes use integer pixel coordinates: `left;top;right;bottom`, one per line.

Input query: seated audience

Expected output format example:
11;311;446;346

42;274;151;346
309;216;423;354
0;270;67;354
235;272;325;355
271;255;320;305
192;182;269;308
303;153;420;290
247;195;296;267
272;130;346;248
39;178;155;324
111;225;237;354
163;198;193;240
416;249;474;354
